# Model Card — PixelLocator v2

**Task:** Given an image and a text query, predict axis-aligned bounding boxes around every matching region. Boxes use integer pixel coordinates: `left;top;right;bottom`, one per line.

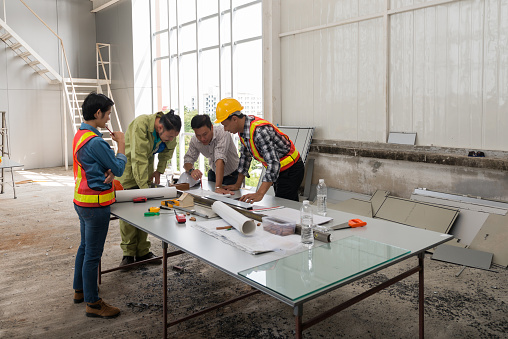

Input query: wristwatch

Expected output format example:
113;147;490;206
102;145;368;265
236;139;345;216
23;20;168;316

187;168;194;175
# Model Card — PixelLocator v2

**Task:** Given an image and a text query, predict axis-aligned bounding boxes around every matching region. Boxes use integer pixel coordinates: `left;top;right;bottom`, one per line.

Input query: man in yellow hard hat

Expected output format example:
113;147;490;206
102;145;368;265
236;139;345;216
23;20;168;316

215;98;304;203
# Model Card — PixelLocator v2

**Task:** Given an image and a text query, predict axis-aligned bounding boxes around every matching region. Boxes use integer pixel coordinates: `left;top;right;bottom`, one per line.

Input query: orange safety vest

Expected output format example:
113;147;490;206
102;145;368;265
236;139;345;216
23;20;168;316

239;116;300;172
73;129;116;207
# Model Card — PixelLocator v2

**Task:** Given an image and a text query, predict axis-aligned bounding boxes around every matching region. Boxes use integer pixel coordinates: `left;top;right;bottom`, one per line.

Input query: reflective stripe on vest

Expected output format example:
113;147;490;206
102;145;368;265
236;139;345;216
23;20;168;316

73;130;115;207
239;116;300;172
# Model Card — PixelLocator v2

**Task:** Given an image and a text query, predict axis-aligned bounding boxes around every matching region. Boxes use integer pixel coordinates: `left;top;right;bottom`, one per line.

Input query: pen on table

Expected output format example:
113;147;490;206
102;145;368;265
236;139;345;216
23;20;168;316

216;226;232;230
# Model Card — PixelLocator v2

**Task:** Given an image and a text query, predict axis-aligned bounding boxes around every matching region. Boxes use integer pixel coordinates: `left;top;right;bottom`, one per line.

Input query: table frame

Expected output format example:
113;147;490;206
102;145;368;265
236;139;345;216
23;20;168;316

109;186;452;338
0;158;23;199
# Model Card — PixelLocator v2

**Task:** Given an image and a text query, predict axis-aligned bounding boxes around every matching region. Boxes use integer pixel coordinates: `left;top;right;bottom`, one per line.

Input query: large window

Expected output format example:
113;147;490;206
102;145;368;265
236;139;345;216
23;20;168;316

150;0;262;174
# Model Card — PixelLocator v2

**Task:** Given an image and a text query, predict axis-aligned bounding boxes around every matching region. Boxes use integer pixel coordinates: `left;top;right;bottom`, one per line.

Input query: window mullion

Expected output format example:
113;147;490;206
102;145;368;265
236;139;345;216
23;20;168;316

230;0;233;98
176;0;185;173
218;0;222;99
167;0;171;111
195;0;204;173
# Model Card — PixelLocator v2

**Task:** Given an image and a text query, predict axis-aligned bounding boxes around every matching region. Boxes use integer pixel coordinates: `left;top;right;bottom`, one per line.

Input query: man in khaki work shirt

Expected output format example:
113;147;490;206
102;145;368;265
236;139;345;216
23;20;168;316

117;110;181;269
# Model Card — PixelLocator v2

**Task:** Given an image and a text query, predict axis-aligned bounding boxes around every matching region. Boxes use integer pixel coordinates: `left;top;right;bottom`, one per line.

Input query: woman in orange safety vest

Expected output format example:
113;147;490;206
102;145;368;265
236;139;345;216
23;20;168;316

72;92;126;319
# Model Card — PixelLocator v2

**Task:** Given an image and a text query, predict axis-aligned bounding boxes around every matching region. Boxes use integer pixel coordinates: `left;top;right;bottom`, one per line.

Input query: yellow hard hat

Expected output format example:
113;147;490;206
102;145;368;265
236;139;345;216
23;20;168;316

214;98;244;123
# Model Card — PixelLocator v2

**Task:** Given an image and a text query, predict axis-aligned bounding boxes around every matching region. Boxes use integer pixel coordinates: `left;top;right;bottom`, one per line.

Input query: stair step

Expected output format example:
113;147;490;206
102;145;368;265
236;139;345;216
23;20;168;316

19;51;31;58
0;32;12;40
28;60;40;66
10;42;22;50
66;84;98;88
37;69;49;74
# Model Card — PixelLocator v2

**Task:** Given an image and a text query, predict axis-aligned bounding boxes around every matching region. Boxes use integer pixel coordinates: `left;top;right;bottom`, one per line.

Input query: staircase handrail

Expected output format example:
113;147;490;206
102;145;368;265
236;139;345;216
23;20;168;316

0;18;60;83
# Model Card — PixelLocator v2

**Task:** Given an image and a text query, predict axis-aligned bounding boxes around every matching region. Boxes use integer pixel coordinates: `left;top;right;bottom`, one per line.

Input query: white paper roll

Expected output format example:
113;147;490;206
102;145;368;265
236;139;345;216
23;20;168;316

211;201;256;235
115;187;177;202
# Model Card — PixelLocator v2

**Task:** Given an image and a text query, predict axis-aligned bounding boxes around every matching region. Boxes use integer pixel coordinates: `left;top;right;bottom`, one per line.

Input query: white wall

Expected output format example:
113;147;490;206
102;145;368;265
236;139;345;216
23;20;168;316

95;0;152;130
95;0;135;130
0;0;96;169
279;0;508;152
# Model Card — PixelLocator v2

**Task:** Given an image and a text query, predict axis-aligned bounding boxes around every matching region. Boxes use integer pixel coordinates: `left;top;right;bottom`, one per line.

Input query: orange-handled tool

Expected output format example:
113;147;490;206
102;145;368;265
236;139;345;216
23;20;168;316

330;218;367;230
348;219;367;227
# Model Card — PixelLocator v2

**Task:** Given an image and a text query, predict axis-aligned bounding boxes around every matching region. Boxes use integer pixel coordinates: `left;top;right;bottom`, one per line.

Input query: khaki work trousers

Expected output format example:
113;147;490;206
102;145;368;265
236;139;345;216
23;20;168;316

119;219;151;257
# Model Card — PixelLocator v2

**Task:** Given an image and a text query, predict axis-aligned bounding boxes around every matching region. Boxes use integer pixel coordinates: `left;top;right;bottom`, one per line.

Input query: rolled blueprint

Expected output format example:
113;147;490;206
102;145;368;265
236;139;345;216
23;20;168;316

211;201;256;235
115;187;177;202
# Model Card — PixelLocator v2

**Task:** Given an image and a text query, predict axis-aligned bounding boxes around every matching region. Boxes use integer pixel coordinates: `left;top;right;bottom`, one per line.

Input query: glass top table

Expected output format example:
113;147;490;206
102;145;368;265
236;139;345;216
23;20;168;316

239;236;410;301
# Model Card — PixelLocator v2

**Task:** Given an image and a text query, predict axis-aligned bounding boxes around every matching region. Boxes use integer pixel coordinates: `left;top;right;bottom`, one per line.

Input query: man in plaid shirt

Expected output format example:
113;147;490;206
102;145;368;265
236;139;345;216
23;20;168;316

215;98;304;203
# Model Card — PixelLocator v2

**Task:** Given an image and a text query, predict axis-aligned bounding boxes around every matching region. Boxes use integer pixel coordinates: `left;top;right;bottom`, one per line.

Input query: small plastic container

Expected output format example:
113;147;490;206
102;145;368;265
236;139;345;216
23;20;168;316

262;216;296;236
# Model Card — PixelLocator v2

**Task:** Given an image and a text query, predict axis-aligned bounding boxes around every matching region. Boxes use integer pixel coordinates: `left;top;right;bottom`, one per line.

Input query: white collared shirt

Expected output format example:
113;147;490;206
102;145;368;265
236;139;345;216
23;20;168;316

183;125;239;176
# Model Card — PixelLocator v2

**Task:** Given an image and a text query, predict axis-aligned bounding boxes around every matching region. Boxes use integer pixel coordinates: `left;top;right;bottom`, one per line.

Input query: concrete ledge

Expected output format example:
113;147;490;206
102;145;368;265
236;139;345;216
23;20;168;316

310;140;508;171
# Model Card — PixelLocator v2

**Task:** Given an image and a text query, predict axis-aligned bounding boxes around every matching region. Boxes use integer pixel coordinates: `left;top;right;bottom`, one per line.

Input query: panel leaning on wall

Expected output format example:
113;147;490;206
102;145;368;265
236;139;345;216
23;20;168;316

279;0;508;152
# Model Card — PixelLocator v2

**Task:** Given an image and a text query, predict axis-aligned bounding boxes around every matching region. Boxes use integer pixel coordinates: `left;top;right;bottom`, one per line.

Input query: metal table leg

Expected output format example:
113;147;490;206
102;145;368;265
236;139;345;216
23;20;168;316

10;167;16;199
163;241;168;339
419;252;425;339
294;304;303;339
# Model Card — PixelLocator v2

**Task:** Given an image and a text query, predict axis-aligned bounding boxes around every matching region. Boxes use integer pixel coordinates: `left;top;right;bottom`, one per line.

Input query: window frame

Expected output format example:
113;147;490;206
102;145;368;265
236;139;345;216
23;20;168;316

150;0;262;174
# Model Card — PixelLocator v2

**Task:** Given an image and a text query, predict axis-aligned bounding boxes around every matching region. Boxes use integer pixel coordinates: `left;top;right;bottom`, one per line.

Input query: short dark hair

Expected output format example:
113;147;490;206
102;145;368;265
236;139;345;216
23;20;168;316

82;92;114;121
191;115;212;130
159;109;182;132
225;112;245;121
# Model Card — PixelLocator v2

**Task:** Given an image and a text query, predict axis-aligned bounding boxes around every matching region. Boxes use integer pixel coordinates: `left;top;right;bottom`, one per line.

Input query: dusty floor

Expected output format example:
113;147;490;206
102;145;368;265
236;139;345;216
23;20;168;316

0;166;507;339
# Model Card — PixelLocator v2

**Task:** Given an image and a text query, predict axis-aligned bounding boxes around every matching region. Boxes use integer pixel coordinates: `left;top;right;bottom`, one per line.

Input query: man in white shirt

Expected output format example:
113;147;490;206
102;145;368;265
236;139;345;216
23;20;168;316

183;115;239;194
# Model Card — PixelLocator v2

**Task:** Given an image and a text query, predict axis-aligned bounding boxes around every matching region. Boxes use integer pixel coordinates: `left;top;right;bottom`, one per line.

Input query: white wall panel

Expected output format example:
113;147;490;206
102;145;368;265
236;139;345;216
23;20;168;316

110;88;135;131
281;33;314;128
280;0;508;151
1;0;98;169
457;0;483;148
483;0;508;150
0;45;6;89
280;0;314;33
8;89;63;169
281;0;385;142
56;0;97;78
96;1;134;90
319;23;359;141
358;18;385;142
359;0;384;15
389;0;499;149
389;7;413;135
0;90;7;112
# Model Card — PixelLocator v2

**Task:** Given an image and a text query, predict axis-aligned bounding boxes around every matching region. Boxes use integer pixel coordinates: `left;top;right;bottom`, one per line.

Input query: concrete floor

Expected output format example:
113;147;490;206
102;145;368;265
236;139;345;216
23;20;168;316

1;167;507;338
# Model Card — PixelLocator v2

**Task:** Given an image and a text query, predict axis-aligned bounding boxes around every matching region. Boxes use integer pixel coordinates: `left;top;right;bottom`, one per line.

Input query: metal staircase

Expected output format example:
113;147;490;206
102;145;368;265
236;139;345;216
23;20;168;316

0;1;122;169
0;18;61;84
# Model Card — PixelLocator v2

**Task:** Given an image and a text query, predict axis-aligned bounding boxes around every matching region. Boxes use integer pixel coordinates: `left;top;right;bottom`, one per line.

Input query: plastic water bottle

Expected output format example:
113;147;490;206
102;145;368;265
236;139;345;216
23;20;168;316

300;200;314;246
316;179;327;216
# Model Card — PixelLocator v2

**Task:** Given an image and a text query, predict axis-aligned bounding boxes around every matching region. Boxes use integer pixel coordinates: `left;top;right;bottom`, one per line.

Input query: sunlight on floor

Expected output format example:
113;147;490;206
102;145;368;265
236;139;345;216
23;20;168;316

15;170;74;187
